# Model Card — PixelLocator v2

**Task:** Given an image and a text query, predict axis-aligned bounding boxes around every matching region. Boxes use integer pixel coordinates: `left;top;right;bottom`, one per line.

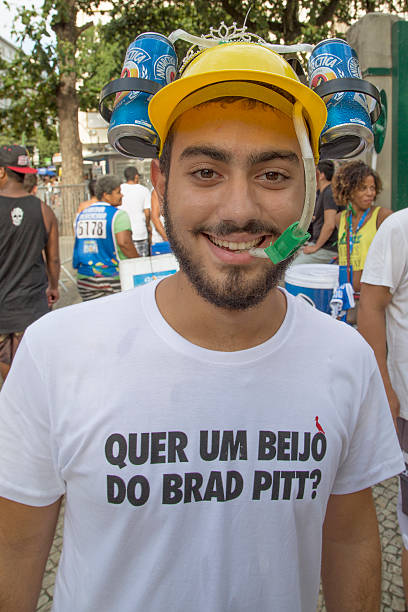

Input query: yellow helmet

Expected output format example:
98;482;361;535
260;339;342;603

148;42;327;162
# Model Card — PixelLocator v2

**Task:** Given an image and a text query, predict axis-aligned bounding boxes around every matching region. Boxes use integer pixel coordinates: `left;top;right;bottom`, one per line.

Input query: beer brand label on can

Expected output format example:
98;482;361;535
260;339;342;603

347;56;361;79
126;47;151;64
115;47;150;107
154;55;177;83
309;53;341;73
307;39;372;145
108;32;178;156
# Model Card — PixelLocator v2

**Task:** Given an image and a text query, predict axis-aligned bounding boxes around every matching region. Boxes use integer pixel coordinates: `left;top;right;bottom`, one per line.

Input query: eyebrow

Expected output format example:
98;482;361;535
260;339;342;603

179;145;299;166
248;151;299;166
179;146;232;163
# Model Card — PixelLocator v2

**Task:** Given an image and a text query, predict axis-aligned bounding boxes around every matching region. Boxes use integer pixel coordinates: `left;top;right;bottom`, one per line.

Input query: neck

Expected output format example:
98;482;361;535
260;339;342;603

352;205;371;220
155;271;287;352
0;180;28;197
127;180;137;184
319;178;330;192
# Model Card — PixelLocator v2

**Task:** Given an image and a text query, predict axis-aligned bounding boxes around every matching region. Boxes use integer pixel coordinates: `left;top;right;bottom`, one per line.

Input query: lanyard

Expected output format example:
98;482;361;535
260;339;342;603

348;208;370;256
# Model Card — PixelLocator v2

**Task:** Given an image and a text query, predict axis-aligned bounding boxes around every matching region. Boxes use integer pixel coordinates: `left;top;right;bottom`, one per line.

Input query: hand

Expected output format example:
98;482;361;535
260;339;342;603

46;287;59;308
303;244;319;254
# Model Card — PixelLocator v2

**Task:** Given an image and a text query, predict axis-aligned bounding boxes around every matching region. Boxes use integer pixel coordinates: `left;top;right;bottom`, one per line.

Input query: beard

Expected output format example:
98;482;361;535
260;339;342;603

162;192;294;311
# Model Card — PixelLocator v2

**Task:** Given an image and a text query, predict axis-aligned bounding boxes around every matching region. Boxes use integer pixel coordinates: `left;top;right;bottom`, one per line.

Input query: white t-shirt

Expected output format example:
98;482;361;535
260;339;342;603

120;183;150;241
0;283;403;612
362;209;408;419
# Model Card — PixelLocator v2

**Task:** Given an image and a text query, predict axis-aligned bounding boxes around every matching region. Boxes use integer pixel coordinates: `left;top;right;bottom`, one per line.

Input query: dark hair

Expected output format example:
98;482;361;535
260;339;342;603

23;173;38;193
4;167;24;183
95;175;121;200
332;160;382;208
317;160;334;181
159;96;287;180
88;179;96;198
159;128;174;180
124;166;139;181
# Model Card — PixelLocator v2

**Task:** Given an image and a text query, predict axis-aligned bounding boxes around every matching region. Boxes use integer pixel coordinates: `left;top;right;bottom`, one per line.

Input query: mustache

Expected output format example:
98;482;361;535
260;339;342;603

193;219;281;238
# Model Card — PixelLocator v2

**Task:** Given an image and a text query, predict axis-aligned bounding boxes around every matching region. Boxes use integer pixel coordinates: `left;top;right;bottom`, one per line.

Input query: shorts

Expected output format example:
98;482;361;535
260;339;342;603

134;239;150;257
397;417;408;548
0;331;24;365
77;276;121;301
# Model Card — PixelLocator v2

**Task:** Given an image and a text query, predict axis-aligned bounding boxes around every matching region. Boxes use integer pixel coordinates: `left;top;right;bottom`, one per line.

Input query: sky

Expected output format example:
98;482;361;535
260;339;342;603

0;0;44;48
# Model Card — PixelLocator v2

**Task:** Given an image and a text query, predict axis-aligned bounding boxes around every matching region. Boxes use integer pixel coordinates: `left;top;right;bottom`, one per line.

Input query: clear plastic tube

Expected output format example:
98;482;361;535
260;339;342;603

249;102;316;259
169;29;313;54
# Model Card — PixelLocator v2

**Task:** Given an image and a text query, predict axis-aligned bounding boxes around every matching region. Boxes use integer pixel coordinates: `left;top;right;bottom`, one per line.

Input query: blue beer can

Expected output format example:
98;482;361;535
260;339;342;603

108;33;177;157
308;38;373;157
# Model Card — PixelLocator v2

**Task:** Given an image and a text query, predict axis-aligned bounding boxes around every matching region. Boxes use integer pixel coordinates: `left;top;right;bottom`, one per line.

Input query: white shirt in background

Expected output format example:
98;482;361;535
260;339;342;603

120;183;151;241
362;208;408;419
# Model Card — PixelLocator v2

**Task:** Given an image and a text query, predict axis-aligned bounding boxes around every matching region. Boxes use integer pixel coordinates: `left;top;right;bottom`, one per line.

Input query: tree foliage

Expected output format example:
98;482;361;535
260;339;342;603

0;0;119;139
105;0;408;55
0;0;407;179
0;0;119;182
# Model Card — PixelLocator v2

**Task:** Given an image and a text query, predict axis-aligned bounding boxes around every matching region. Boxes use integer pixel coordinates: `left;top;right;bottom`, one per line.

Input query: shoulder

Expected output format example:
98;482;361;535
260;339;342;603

114;208;131;228
376;206;393;227
136;184;150;197
287;291;375;367
336;209;345;227
322;185;337;209
25;286;150;359
41;201;57;225
378;207;408;231
369;208;408;252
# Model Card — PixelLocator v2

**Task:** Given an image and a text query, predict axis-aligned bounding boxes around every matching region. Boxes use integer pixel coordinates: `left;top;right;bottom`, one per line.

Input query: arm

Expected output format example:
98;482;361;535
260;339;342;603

151;190;167;241
144;208;152;243
0;496;62;611
303;208;337;253
115;229;139;259
41;202;60;307
322;488;381;611
335;211;342;228
358;282;399;424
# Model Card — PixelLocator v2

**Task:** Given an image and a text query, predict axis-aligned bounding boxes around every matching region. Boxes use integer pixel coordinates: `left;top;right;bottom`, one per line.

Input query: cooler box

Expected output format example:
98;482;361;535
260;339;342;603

151;241;172;255
119;254;179;291
285;264;339;314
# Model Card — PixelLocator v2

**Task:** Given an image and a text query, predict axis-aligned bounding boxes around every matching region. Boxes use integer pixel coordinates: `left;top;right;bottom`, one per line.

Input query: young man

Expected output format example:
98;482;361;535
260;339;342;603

358;208;408;606
73;174;139;301
295;159;339;264
0;42;403;611
0;145;60;381
120;166;151;256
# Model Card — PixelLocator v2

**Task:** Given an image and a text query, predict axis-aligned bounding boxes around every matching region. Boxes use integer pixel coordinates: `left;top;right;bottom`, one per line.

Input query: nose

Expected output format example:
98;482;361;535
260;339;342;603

217;173;259;228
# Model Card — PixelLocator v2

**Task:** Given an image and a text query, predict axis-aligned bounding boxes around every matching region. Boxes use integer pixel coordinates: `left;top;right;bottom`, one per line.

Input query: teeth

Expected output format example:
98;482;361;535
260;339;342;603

208;236;263;250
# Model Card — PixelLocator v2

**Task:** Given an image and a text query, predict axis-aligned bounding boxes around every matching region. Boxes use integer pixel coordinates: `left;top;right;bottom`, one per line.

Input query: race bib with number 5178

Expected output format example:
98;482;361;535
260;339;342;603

77;219;107;239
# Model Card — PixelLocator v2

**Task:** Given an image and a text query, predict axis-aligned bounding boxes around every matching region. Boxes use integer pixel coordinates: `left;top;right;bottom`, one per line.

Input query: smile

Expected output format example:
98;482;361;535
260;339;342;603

205;234;264;252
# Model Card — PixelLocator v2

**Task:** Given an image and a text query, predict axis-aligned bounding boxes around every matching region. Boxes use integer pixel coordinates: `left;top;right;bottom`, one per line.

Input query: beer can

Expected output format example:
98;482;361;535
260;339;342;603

108;33;178;157
308;38;373;158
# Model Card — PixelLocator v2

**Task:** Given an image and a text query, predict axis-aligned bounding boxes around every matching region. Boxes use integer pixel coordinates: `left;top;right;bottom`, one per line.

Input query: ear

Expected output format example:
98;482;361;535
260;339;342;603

150;159;165;212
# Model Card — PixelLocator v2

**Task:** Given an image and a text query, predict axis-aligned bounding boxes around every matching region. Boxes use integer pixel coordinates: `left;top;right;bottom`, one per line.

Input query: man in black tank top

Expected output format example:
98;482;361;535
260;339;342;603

0;145;60;381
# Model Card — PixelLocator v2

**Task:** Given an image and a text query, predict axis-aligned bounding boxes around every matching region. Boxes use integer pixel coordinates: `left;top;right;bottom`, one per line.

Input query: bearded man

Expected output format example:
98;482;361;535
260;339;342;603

0;41;402;612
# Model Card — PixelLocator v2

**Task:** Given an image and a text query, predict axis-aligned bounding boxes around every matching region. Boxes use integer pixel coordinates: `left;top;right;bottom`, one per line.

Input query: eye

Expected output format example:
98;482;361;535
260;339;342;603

258;170;288;184
192;168;217;179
